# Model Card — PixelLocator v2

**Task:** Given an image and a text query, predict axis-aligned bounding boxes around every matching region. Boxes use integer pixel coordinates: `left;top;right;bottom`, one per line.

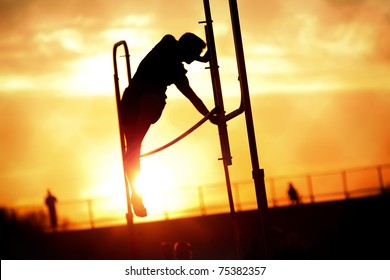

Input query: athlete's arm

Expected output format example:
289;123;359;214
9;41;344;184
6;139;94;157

174;76;210;117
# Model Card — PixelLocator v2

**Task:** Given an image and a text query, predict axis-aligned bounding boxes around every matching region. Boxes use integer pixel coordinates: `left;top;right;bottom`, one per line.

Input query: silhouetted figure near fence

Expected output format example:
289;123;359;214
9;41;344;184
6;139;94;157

45;190;58;231
288;183;301;205
120;33;217;217
174;241;193;260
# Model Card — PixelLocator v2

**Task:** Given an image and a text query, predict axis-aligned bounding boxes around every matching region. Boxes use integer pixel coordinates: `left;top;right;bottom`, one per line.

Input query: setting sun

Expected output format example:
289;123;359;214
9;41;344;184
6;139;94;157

136;158;177;218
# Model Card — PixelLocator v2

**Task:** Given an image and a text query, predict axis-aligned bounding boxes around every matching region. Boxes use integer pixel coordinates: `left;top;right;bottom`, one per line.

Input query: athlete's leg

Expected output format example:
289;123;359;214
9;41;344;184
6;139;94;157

122;93;166;217
123;119;149;218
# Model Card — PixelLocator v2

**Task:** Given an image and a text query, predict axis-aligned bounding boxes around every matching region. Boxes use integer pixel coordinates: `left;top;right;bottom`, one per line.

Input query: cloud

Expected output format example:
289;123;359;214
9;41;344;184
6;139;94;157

234;0;390;93
0;94;120;204
0;2;93;79
0;0;212;96
324;0;366;8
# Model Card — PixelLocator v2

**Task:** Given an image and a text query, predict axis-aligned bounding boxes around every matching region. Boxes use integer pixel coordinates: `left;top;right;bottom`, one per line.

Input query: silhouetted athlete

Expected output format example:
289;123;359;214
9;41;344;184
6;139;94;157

120;33;216;217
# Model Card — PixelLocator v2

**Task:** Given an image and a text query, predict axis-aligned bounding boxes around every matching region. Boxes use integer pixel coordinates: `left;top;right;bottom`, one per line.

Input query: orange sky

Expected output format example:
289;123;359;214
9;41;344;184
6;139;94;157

1;0;390;223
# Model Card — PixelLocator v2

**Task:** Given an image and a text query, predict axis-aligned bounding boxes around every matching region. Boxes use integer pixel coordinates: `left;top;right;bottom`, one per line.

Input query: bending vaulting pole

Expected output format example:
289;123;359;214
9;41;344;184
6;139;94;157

140;109;216;158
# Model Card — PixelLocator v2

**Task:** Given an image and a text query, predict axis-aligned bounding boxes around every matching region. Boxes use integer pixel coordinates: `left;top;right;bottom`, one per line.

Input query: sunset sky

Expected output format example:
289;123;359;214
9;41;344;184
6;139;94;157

1;0;390;223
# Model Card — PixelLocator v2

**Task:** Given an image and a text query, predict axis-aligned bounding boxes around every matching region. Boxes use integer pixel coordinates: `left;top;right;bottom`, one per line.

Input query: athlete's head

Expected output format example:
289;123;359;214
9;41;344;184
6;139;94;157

178;33;208;64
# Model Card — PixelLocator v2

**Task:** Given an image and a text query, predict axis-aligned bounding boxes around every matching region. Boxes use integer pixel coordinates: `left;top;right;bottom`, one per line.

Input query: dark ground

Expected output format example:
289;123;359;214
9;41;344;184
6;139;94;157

2;193;389;260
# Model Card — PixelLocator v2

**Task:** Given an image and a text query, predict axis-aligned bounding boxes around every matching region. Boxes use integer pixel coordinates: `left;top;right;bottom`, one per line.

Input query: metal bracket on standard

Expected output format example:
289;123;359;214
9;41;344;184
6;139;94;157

252;168;265;179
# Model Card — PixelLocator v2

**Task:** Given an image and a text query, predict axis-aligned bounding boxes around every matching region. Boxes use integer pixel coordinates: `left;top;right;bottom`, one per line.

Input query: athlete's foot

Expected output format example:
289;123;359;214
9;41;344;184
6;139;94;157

131;194;147;217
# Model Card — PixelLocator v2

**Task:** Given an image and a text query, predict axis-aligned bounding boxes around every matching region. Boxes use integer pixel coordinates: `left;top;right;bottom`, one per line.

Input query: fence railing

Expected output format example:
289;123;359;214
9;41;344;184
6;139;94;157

11;163;390;231
265;163;390;207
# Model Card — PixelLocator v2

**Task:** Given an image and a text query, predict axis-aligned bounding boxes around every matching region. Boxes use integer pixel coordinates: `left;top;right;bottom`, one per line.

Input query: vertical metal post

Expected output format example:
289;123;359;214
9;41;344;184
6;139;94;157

113;41;136;259
202;5;232;167
233;183;241;211
198;186;207;216
202;0;241;259
228;0;269;259
269;178;278;207
341;171;350;199
163;191;169;220
307;175;315;203
113;41;133;227
87;199;95;229
377;166;385;195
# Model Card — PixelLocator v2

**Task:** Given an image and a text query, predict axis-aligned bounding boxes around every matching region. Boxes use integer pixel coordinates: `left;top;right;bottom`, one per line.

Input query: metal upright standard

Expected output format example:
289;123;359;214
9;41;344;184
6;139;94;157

201;0;242;259
113;41;137;259
201;0;270;259
113;41;133;227
228;0;270;259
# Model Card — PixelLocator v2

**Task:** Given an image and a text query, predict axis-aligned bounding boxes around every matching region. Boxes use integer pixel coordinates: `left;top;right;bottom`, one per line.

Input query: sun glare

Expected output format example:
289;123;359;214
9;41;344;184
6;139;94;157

81;146;182;224
135;159;177;217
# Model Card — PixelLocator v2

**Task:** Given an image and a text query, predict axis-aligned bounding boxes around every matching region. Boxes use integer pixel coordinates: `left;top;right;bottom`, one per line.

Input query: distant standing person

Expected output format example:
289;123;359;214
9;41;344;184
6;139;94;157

45;190;58;231
287;183;301;205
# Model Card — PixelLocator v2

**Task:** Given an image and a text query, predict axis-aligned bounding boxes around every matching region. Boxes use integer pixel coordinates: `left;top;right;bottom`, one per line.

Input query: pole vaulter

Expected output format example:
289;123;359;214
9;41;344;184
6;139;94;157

113;0;270;259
